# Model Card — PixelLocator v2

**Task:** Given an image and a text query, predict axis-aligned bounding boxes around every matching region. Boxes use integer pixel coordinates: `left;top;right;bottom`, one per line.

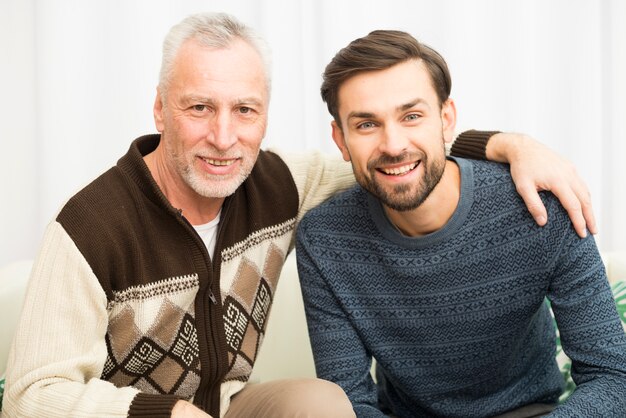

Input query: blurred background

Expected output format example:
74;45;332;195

1;0;624;266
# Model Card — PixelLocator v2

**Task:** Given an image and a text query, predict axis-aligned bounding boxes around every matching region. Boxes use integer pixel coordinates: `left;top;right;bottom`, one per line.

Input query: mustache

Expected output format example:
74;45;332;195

196;147;242;160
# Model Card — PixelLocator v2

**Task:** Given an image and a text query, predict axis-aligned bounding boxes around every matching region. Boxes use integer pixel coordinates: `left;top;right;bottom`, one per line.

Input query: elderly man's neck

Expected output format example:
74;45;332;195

144;150;224;225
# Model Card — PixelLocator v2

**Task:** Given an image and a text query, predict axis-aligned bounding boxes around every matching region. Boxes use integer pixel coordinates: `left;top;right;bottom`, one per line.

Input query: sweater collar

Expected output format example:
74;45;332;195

368;156;474;248
116;134;183;216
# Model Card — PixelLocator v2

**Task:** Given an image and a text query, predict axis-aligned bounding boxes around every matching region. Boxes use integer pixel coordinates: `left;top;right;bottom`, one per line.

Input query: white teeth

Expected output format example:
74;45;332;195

203;158;236;166
381;162;417;175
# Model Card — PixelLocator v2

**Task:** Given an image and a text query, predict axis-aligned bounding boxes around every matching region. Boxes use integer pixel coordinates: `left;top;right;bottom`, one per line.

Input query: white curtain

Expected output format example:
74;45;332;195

1;0;625;266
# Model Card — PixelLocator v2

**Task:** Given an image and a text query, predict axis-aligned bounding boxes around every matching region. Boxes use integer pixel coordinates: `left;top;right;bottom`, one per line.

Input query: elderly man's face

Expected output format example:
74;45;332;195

154;38;269;199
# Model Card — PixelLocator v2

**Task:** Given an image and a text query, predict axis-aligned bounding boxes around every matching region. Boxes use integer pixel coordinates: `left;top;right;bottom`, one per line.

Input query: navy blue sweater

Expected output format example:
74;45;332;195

296;158;626;417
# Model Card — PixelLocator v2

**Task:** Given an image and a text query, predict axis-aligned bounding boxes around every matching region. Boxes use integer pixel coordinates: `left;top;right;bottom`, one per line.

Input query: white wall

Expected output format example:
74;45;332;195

603;0;626;252
1;0;38;265
1;0;625;266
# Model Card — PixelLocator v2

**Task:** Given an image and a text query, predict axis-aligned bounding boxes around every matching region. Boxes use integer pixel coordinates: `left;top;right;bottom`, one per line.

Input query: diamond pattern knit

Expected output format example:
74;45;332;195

296;158;626;418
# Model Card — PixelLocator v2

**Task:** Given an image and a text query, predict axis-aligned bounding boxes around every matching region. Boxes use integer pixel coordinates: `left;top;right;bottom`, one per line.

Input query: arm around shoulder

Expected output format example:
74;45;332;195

272;150;355;222
453;130;596;238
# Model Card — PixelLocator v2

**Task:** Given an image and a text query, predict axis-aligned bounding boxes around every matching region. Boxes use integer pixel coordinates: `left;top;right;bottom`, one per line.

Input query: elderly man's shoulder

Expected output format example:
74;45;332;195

57;164;142;228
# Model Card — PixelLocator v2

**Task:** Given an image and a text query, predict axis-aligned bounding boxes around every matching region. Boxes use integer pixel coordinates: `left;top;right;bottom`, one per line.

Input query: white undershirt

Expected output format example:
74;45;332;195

192;210;221;260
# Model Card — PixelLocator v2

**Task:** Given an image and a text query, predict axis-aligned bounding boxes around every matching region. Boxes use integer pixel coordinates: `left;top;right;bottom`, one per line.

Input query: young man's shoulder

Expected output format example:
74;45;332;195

467;159;563;207
463;158;574;236
300;185;367;222
296;185;372;245
460;158;514;188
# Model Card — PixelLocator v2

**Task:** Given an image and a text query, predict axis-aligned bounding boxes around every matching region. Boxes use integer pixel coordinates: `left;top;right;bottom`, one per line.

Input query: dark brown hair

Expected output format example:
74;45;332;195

321;30;451;126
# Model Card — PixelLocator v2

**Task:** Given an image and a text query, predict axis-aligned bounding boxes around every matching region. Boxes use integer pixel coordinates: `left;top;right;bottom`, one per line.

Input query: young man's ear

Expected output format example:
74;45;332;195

331;121;351;162
441;98;457;144
153;88;165;133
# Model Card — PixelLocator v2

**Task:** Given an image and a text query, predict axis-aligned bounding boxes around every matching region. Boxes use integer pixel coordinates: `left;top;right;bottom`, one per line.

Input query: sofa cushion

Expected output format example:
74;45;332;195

0;374;4;411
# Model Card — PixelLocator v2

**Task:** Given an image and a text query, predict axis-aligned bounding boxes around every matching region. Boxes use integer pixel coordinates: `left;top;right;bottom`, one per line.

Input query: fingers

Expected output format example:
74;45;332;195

571;177;597;235
581;198;597;235
516;181;548;227
546;182;592;238
497;131;597;238
557;166;596;237
516;179;593;238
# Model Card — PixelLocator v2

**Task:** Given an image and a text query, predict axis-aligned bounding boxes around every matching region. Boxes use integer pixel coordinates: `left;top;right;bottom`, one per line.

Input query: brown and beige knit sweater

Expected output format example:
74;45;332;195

3;132;491;418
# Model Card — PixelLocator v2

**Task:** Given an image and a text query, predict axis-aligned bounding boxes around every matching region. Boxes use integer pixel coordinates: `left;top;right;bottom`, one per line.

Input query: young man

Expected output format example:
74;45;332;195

297;30;626;417
4;13;596;418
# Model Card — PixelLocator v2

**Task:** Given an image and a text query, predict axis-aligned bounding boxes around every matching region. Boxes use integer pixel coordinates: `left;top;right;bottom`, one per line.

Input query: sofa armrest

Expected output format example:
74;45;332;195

604;250;626;285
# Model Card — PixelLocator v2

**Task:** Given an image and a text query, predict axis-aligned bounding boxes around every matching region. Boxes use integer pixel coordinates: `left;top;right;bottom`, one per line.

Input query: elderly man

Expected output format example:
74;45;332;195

4;12;594;418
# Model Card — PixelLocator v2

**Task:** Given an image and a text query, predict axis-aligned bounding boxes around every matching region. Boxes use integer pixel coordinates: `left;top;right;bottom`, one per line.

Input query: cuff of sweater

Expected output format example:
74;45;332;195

128;392;180;418
451;130;501;160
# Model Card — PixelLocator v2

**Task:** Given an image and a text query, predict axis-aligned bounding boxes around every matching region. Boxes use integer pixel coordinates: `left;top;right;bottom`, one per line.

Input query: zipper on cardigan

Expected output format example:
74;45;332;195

173;200;222;415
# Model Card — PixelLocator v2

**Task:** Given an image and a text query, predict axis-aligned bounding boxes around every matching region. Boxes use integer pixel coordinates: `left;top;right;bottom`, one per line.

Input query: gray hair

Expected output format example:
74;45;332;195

158;12;272;99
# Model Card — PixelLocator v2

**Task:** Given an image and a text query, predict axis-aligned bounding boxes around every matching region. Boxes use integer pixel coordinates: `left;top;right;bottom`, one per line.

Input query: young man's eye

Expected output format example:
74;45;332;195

357;121;375;129
405;113;420;121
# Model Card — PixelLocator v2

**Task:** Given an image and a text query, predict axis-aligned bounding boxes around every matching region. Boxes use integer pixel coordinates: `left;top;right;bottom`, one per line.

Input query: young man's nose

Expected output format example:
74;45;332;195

379;124;409;156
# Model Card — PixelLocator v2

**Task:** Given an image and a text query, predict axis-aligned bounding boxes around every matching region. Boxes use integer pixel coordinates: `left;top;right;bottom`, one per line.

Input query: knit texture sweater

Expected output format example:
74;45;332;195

296;158;626;417
3;131;492;418
3;135;356;418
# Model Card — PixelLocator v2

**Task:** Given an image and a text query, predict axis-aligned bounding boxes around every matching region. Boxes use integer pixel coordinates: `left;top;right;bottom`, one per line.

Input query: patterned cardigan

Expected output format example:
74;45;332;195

3;132;491;418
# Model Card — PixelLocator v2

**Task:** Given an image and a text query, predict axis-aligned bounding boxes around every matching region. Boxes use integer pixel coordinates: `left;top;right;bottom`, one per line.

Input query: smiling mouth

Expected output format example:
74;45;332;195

201;157;237;166
378;162;419;176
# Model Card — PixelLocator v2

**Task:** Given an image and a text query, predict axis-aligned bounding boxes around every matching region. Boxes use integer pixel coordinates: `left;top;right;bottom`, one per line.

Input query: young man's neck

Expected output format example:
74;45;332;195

384;160;460;237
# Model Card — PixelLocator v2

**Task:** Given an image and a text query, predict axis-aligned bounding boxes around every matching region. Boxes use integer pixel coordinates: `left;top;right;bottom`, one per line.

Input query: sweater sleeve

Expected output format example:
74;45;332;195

544;200;626;416
449;129;500;160
296;219;385;418
271;150;355;224
3;222;179;418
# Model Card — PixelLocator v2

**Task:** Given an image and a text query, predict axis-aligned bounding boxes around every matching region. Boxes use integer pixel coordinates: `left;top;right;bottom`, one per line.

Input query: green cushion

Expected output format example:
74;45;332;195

0;374;4;411
553;281;626;403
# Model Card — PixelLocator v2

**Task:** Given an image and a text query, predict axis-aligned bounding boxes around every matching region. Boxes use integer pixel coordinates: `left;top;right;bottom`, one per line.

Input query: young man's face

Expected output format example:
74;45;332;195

153;38;269;199
332;59;456;211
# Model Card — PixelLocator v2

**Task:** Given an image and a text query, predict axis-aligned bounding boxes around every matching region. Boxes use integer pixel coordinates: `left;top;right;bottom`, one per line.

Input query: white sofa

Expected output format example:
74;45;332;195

0;260;32;378
249;253;316;382
2;251;625;383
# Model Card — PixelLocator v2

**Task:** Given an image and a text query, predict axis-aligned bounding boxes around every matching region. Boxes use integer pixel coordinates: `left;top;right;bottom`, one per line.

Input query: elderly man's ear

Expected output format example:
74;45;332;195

153;88;165;133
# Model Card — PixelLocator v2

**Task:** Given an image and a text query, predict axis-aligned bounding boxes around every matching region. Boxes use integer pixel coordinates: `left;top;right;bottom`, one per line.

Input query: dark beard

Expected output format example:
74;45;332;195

356;148;446;212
